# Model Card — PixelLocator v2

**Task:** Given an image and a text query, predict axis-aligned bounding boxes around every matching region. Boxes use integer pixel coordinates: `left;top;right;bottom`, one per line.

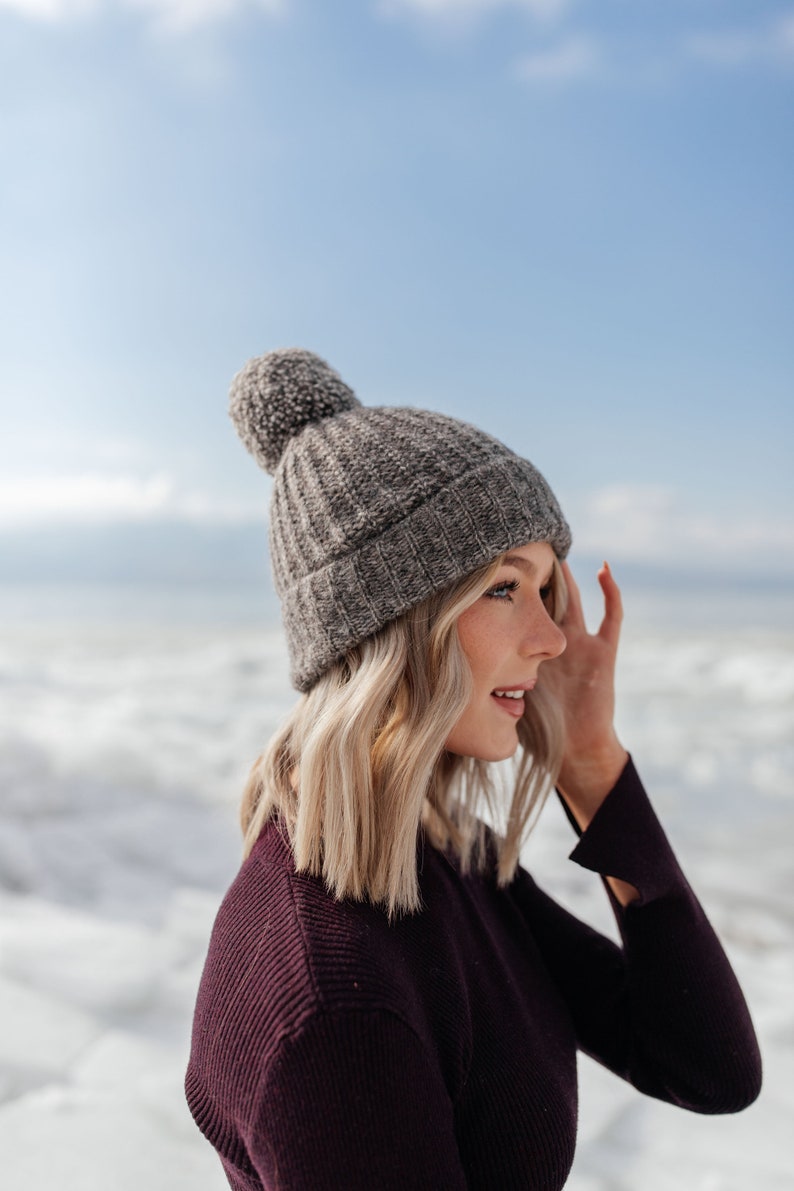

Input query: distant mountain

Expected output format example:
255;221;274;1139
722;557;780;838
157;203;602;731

1;523;791;598
0;523;271;584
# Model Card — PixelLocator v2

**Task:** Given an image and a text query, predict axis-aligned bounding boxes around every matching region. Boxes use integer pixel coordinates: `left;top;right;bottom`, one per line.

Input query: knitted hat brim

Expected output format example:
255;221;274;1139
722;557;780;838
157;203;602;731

278;456;571;691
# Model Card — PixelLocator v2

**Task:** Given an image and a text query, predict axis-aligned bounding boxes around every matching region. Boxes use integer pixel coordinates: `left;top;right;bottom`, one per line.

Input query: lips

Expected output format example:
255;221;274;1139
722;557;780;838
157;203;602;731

490;681;536;718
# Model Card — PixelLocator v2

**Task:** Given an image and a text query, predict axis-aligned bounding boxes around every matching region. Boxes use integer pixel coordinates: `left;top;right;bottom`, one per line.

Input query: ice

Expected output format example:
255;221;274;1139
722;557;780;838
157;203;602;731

0;974;98;1102
0;580;791;1188
0;1081;228;1191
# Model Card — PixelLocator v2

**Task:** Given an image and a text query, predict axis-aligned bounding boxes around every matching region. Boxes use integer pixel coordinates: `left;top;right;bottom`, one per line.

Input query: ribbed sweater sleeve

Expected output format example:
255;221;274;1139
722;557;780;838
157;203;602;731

246;1009;468;1191
512;757;763;1113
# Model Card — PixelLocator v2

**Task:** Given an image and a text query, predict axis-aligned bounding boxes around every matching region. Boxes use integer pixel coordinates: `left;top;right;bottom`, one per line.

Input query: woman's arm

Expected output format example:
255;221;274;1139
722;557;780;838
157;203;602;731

245;1009;468;1191
530;561;762;1110
512;758;763;1114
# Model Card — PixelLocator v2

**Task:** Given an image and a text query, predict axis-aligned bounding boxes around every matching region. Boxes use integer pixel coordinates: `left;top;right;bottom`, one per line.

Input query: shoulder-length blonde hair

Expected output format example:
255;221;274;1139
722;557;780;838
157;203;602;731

241;554;568;916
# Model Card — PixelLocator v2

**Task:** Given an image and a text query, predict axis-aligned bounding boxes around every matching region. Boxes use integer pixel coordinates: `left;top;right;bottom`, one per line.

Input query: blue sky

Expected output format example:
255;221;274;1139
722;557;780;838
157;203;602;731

1;0;792;583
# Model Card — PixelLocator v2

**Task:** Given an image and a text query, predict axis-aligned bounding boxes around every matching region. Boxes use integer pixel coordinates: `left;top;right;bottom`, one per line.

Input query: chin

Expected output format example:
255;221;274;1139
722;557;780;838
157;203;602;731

486;738;520;763
449;734;520;763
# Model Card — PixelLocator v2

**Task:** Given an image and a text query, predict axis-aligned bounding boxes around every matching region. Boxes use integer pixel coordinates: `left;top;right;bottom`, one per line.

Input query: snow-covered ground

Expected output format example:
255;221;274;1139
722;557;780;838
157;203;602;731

0;580;791;1190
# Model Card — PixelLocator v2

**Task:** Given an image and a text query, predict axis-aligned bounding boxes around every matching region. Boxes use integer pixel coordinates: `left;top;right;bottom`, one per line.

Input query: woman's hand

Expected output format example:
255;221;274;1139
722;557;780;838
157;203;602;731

540;560;638;905
540;560;629;829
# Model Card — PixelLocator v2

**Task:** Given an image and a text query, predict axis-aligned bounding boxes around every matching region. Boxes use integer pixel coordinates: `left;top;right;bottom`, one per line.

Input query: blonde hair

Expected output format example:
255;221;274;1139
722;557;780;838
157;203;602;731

241;556;568;916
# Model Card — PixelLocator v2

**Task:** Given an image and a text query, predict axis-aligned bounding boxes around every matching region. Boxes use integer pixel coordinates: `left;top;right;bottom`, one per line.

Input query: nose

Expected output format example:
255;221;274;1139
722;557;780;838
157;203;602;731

520;606;566;662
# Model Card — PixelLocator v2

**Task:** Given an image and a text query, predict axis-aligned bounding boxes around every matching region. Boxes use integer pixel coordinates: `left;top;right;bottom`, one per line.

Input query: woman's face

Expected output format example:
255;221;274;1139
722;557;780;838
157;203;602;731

445;541;566;762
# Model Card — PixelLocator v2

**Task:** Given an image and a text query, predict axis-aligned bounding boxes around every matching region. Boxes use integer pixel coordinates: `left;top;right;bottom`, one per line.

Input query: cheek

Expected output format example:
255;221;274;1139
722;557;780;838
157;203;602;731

456;605;505;681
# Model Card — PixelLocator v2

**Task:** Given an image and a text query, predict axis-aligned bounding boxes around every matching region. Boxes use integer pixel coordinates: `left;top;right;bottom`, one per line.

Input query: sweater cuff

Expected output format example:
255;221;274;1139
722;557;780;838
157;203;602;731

563;757;688;905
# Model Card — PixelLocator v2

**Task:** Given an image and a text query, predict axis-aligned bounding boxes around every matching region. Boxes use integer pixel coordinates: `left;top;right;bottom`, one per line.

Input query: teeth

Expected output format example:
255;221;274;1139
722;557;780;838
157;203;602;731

493;690;523;699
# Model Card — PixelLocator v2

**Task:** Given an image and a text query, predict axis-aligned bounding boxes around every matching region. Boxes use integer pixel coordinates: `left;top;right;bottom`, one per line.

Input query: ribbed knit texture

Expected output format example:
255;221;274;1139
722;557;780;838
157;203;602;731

186;760;762;1190
228;349;572;690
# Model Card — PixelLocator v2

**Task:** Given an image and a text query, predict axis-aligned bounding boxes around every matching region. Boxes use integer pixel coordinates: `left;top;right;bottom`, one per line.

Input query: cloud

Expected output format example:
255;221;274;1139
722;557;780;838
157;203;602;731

0;0;284;32
0;473;263;528
0;0;98;17
685;12;794;69
125;0;283;35
571;484;794;575
377;0;568;24
514;34;599;83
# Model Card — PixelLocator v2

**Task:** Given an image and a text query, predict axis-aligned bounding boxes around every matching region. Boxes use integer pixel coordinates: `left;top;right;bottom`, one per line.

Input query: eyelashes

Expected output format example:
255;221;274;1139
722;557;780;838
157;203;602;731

484;579;554;604
484;579;520;600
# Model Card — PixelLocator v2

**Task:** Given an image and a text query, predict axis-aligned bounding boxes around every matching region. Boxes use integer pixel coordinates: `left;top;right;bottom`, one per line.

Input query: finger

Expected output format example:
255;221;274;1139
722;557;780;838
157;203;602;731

559;561;587;630
596;560;623;648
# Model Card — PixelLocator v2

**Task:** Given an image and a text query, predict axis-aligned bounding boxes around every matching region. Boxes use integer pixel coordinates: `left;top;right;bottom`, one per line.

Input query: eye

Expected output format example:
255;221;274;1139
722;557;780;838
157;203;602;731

540;583;553;605
485;579;520;601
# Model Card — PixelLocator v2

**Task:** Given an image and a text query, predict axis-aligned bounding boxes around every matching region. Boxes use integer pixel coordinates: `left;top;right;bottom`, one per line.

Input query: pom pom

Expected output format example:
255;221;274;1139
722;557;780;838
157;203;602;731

229;347;361;474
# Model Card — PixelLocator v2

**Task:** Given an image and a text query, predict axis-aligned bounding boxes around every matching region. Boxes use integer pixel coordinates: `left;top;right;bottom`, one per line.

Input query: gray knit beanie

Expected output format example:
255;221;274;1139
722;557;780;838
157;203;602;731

229;348;571;691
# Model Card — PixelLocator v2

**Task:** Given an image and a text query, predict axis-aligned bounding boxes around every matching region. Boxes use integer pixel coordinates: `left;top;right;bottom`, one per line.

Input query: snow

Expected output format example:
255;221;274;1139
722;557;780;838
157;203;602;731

0;580;791;1188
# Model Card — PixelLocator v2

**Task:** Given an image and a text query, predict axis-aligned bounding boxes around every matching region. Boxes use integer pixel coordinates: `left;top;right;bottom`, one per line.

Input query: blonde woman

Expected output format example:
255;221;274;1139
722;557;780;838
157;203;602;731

186;349;761;1191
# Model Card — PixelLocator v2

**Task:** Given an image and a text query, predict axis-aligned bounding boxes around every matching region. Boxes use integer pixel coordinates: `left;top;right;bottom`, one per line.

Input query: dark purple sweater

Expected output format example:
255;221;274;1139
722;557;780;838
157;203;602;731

186;759;762;1190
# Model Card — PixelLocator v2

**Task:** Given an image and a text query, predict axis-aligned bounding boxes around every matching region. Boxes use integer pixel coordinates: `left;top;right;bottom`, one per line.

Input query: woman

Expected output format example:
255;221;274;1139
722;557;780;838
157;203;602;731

186;348;761;1191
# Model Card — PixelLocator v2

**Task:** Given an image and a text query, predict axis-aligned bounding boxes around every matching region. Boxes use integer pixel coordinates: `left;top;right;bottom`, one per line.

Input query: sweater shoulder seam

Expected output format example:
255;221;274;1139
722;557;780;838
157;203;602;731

254;1003;449;1100
263;849;325;1008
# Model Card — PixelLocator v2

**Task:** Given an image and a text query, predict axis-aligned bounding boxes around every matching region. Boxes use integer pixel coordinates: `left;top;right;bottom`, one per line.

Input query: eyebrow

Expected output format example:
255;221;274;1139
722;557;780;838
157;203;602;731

501;554;555;584
502;553;537;573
